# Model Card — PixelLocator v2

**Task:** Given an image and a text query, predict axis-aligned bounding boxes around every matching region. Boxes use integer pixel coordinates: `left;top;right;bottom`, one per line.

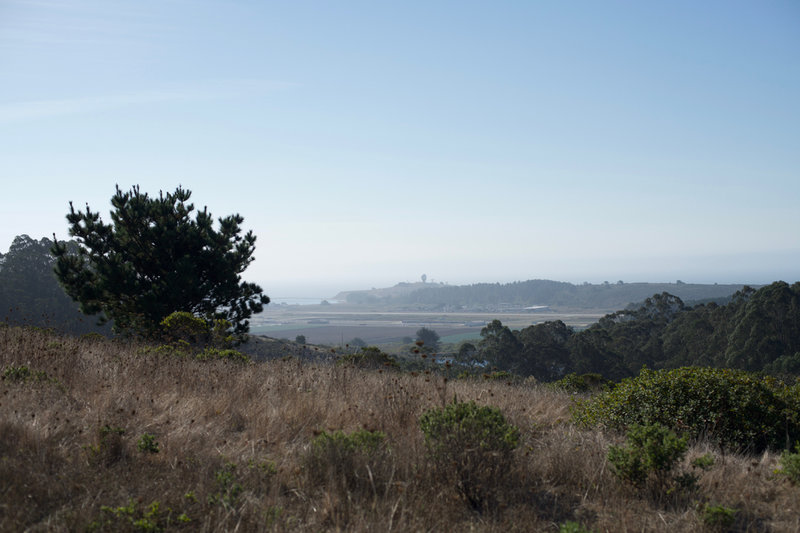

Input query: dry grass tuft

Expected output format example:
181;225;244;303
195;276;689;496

1;325;799;531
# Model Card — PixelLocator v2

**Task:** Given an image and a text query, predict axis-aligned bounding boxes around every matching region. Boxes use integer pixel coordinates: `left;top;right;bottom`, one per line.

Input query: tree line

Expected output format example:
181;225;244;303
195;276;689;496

462;282;800;381
0;235;108;335
347;278;749;311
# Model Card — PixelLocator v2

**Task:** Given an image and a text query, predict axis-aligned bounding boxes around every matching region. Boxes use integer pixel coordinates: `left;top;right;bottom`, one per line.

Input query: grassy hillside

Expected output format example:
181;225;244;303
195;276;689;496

2;326;799;532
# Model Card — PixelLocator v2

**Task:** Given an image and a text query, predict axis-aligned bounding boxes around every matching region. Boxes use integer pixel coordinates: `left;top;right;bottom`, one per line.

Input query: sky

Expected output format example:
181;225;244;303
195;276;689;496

1;1;798;298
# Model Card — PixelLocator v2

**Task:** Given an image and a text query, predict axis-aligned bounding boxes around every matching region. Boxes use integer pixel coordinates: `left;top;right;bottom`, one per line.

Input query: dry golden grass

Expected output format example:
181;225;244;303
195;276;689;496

1;325;799;532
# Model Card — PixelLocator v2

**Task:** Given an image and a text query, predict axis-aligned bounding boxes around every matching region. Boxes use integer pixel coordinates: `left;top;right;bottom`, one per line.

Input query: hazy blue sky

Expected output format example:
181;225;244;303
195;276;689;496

2;1;798;297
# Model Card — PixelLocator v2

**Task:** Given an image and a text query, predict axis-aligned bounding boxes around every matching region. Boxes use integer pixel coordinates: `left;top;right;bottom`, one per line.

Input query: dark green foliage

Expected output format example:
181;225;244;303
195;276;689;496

574;367;800;452
294;334;306;344
209;462;243;510
155;311;249;362
160;311;216;347
304;429;389;494
456;341;478;362
691;453;715;471
515;320;574;380
349;336;367;347
2;364;59;387
551;372;612;393
559;522;595;533
2;365;34;382
89;499;188;532
701;504;738;531
160;311;236;349
762;352;800;376
86;425;127;466
415;327;441;352
137;433;160;454
52;185;269;337
195;347;250;362
478;319;522;371
607;423;688;489
419;401;519;512
658;283;800;374
419;401;519;455
723;282;800;371
310;429;386;457
0;235;108;334
336;346;397;369
572;293;686;378
468;283;800;381
394;279;744;310
778;444;800;484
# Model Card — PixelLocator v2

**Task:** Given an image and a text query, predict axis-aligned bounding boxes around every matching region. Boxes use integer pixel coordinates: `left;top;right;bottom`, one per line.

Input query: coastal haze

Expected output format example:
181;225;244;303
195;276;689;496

252;279;751;346
1;1;798;297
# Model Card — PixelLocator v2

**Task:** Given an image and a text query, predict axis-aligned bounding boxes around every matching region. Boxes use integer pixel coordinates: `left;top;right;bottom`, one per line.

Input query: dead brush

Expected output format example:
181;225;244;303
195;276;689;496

3;326;800;532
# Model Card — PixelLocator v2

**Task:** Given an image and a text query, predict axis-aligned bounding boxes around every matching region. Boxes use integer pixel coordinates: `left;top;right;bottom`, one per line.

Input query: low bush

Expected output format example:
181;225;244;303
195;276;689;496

778;443;800;484
304;429;389;494
607;423;688;495
559;521;595;533
86;425;127;466
88;499;190;532
209;462;244;511
336;346;397;369
196;347;250;363
2;365;54;384
700;504;738;531
137;433;160;454
419;400;519;512
552;372;611;393
160;311;239;350
574;367;800;452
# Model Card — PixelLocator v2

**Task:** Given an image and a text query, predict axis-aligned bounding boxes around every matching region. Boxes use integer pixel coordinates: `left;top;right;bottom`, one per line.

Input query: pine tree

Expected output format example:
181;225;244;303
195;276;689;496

52;185;269;337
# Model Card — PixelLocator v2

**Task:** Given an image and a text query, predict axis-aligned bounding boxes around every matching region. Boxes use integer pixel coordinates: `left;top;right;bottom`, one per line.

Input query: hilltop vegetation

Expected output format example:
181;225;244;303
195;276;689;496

464;282;800;381
339;279;748;311
0;235;108;335
2;325;800;532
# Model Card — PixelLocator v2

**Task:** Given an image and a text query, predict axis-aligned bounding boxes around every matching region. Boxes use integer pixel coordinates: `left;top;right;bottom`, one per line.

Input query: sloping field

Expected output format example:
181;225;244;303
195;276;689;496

250;324;479;345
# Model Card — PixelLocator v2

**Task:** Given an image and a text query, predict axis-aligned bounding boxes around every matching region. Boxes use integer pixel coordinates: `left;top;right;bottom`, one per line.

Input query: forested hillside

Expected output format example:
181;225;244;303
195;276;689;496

465;282;800;381
344;279;749;311
0;235;108;335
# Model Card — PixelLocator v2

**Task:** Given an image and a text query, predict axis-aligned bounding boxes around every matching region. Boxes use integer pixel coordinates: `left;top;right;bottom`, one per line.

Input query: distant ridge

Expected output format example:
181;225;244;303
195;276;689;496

336;279;753;311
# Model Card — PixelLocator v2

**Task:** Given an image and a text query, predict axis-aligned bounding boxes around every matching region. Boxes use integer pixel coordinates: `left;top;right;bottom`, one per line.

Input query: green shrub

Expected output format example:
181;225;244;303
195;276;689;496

160;311;237;350
209;462;243;511
559;521;595;533
80;332;107;343
336;346;397;369
2;365;50;383
701;504;738;531
305;429;389;494
778;443;800;484
160;311;209;346
552;372;611;393
607;423;688;492
137;433;160;454
89;499;185;532
196;347;250;363
574;367;800;452
419;400;519;512
85;425;126;466
691;453;715;471
481;370;518;382
2;365;32;382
